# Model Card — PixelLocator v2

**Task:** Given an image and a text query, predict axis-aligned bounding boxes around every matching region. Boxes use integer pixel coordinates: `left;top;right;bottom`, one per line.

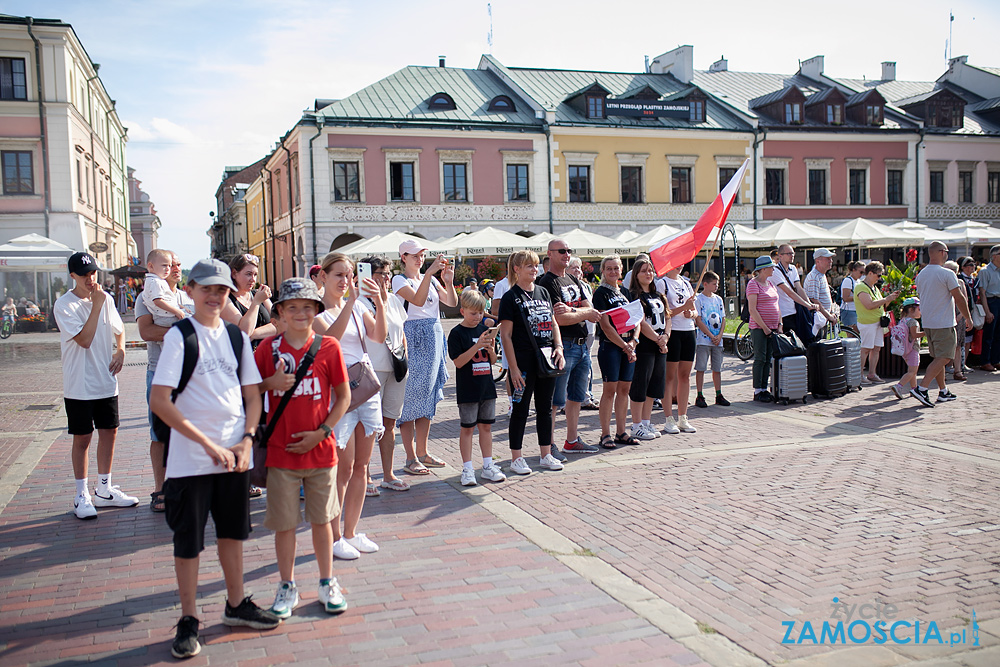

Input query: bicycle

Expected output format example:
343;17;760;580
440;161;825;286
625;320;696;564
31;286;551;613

0;317;14;340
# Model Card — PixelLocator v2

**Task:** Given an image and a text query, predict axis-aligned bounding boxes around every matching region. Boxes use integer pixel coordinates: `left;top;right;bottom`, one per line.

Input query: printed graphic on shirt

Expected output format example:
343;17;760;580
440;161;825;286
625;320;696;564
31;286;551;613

272;341;323;402
644;294;668;334
471;341;492;376
522;296;555;342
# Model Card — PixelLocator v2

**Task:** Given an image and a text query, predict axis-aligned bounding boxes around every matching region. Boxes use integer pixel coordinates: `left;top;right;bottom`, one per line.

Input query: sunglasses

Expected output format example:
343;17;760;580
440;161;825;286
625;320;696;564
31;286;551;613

552;248;573;255
243;253;259;265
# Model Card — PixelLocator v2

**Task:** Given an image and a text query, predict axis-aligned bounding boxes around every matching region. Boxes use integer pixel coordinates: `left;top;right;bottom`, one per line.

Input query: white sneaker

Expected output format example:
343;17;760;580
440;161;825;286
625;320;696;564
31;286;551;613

73;494;97;520
677;415;697;433
346;533;379;553
333;537;360;560
662;417;681;435
318;578;347;614
270;581;299;619
461;468;478;486
481;463;506;482
510;457;532;475
539;454;564;471
92;485;139;508
633;424;656;441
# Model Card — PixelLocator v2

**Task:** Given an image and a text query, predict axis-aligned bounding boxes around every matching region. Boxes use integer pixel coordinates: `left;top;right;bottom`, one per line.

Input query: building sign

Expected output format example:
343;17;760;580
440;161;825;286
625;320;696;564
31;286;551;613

605;100;690;118
89;242;109;253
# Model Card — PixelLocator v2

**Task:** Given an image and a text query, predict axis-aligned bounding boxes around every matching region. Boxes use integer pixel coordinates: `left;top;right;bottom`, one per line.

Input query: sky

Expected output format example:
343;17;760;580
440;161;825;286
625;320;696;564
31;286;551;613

8;0;999;267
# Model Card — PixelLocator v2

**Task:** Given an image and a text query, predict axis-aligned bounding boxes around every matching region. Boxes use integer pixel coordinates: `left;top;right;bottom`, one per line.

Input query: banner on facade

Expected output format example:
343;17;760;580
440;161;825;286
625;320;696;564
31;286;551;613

604;100;690;118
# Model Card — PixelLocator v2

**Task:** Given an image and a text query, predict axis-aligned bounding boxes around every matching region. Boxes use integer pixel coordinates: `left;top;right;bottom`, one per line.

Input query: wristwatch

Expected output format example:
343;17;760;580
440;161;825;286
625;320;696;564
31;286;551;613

318;423;333;438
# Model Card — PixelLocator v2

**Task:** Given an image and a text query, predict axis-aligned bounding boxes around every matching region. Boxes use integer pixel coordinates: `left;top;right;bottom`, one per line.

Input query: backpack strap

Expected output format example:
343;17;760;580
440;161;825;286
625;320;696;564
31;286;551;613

173;318;199;396
224;322;244;383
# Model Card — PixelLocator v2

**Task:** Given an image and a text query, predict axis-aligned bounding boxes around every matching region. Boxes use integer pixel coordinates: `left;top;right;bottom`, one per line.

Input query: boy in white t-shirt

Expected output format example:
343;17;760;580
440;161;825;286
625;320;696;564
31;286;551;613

143;248;187;326
694;272;730;408
54;252;136;521
150;259;278;659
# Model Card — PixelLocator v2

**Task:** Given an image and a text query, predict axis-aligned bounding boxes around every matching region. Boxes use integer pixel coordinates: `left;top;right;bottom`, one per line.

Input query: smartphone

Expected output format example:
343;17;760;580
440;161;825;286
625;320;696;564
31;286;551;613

357;262;373;294
442;255;455;265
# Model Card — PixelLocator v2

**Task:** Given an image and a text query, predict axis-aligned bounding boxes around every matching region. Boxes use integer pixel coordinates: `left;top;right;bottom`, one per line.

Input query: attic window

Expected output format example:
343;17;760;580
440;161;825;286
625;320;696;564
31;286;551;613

826;104;842;125
689;100;705;123
428;93;456;111
488;95;516;112
587;95;605;119
865;104;883;126
928;100;963;128
784;103;802;124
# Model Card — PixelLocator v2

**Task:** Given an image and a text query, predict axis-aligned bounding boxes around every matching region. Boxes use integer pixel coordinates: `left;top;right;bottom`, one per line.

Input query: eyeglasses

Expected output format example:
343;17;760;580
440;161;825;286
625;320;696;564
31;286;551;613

779;252;794;256
373;271;390;279
243;254;259;265
552;248;573;255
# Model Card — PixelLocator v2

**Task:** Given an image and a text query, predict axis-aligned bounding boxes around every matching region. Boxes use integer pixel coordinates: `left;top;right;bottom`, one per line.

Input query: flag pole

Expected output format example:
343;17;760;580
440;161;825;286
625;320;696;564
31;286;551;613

693;224;725;293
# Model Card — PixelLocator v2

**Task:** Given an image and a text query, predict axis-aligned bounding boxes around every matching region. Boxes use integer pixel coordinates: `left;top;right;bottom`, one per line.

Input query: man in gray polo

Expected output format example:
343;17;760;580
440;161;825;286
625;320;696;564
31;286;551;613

802;248;840;330
977;244;1000;372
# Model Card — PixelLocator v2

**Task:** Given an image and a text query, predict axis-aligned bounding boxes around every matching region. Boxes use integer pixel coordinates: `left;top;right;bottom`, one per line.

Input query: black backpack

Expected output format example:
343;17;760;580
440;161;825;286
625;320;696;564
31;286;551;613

151;319;244;451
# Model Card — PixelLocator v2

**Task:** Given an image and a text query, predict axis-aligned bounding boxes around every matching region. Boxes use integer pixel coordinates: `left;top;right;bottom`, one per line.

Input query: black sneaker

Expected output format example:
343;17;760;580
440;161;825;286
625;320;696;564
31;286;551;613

548;442;568;463
223;596;280;630
754;391;773;403
909;386;935;408
716;394;731;407
695;395;708;409
652;398;662;408
937;389;957;403
171;616;201;659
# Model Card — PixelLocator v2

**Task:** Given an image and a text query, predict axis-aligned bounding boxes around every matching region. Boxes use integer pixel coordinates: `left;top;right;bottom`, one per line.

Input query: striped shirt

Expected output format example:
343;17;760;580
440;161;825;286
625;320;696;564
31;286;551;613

747;278;781;330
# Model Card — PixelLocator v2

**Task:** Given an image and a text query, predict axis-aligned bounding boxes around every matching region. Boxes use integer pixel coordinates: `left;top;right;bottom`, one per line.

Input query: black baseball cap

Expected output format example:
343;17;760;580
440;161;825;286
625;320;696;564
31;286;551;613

68;252;102;275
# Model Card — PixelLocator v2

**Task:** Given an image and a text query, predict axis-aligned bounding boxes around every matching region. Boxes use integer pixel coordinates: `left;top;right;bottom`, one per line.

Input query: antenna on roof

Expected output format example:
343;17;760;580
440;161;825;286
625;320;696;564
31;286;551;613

947;9;954;61
487;3;493;54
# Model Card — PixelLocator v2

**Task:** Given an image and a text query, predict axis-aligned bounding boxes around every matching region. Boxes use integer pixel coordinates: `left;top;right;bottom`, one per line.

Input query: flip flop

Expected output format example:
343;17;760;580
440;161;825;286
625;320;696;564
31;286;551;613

365;482;381;497
404;459;430;475
249;485;263;498
381;479;410;491
599;435;617;450
419;454;447;468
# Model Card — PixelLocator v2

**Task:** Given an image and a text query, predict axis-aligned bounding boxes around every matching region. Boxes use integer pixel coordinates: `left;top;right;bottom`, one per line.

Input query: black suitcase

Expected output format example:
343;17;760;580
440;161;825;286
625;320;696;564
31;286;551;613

808;339;848;398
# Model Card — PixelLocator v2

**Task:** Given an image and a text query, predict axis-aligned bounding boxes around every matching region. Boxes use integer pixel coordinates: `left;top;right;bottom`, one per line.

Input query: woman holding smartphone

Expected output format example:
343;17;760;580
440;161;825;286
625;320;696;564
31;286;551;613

391;240;457;475
498;250;565;475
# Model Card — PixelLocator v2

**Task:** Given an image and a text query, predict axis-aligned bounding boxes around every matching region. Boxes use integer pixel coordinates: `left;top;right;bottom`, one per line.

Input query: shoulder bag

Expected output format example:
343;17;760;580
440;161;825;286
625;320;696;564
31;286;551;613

513;285;565;379
346;307;382;412
776;263;817;346
250;333;323;488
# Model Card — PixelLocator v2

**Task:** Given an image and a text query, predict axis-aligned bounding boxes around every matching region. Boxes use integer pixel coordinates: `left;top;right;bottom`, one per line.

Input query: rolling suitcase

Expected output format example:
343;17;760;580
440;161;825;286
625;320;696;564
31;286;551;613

808;339;848;398
772;354;808;405
842;336;863;391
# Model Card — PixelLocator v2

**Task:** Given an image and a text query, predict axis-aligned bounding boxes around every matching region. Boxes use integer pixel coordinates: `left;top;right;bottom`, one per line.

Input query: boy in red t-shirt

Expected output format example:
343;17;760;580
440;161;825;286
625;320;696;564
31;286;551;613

254;279;351;618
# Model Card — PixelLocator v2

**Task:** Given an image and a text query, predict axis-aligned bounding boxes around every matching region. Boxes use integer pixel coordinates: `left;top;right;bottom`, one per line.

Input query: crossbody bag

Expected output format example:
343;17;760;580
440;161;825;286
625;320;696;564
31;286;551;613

512;285;565;379
347;307;381;412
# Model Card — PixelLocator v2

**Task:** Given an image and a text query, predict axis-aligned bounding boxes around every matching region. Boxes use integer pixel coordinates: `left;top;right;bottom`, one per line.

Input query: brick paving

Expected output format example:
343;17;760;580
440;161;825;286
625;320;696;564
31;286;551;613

0;322;998;666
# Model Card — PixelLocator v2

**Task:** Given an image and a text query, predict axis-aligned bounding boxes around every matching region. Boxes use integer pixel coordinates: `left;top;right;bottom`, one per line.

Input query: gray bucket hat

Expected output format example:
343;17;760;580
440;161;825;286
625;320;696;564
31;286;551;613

271;278;326;319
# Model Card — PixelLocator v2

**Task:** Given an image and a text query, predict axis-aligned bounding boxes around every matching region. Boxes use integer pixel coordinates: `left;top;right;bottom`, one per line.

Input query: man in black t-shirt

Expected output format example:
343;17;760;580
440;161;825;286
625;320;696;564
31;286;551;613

537;239;602;454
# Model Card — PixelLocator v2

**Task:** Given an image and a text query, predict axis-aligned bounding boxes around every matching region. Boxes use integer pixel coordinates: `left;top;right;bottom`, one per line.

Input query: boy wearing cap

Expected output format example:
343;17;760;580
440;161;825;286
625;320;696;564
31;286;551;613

254;278;352;619
150;259;277;659
54;252;136;520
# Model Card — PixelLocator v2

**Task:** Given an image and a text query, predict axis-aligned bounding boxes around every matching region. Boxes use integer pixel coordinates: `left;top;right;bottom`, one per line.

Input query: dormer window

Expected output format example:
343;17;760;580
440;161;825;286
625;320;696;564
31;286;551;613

826;104;842;125
865;104;883;126
928;100;964;128
587;95;605;119
488;95;516;112
785;103;801;124
688;98;706;122
428;92;456;111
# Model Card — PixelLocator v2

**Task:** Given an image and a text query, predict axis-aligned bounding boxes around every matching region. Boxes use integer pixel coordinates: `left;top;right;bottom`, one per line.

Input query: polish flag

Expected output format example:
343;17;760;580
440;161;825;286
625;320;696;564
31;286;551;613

603;300;644;335
649;158;749;276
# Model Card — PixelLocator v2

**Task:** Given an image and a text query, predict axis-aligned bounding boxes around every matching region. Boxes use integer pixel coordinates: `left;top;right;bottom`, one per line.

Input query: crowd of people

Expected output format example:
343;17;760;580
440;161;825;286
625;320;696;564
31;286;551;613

50;238;1000;659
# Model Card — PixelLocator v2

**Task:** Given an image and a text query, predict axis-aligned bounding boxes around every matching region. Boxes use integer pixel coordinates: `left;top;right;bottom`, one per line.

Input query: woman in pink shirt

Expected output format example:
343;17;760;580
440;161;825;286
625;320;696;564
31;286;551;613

747;256;782;403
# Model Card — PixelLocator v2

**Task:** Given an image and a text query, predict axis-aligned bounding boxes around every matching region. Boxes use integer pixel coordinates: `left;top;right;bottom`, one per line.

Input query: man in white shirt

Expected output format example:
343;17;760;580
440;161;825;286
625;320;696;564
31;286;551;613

803;248;839;328
768;244;819;334
54;252;137;520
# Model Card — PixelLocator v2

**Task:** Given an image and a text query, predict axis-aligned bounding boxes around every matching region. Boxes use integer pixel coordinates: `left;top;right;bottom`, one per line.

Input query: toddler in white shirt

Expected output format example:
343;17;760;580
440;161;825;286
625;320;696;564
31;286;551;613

143;248;186;326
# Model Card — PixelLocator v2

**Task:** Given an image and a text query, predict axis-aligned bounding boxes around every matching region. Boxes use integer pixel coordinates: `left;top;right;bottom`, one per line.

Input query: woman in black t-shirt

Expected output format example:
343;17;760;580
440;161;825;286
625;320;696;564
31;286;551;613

593;256;639;448
628;257;671;441
498;250;565;476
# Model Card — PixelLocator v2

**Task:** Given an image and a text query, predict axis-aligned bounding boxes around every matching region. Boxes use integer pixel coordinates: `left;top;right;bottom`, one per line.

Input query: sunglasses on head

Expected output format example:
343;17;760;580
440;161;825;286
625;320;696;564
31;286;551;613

243;254;259;265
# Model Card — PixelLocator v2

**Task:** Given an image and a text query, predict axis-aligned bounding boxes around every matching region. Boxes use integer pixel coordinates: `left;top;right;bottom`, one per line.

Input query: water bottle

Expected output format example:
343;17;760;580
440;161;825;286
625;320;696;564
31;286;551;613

512;372;526;403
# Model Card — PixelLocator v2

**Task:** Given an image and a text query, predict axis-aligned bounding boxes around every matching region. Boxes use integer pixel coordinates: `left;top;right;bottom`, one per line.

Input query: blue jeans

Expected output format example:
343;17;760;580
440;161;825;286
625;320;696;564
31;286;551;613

982;297;1000;366
553;340;591;407
146;368;157;442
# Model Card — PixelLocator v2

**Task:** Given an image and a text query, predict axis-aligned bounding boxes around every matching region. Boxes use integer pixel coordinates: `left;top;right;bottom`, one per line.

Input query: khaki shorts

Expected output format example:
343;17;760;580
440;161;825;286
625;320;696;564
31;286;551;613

376;369;406;421
925;327;957;360
264;466;339;532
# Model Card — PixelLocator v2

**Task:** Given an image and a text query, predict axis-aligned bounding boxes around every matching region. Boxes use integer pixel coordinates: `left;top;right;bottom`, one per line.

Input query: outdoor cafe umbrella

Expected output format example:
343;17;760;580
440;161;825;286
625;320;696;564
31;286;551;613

753;218;850;247
338;231;450;259
627;225;685;254
943;220;1000;246
0;233;75;304
615;229;640;243
832;217;925;248
442;226;545;257
531;229;627;259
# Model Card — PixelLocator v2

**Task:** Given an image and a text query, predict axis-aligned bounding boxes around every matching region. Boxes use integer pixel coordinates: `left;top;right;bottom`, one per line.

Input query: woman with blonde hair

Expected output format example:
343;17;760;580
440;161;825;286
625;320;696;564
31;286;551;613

315;252;387;560
592;255;639;448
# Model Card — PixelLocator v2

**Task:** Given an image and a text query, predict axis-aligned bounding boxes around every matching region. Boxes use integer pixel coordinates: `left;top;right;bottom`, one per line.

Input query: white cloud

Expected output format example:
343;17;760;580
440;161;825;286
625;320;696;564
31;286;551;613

121;118;198;145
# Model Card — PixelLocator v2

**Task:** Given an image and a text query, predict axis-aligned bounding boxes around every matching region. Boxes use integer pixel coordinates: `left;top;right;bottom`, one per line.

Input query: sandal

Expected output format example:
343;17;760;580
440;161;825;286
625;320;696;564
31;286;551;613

380;478;410;491
599;435;617;450
419;454;447;468
150;491;165;513
953;373;967;382
404;459;430;475
249;485;263;498
614;432;640;446
366;482;381;497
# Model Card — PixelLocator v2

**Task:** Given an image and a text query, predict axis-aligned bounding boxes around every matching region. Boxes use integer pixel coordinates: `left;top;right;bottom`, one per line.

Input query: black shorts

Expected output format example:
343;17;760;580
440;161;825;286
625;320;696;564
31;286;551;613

64;396;120;435
666;329;697;363
163;471;252;559
629;351;666;402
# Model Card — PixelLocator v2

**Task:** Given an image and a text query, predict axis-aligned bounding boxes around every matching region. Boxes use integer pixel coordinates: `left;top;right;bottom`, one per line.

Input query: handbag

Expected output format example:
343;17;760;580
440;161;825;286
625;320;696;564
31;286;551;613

972;303;986;329
512;285;566;379
771;330;806;359
389;341;408;383
347;308;381;412
250;333;323;488
775;263;817;346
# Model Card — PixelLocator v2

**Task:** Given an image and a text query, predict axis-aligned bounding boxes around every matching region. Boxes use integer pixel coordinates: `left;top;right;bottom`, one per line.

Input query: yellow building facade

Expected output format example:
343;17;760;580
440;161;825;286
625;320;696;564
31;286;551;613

245;174;267;274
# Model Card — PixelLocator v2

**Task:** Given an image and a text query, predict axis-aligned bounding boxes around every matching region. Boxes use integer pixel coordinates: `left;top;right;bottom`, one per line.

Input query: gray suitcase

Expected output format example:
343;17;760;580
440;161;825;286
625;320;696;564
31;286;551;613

772;354;808;405
842;337;863;391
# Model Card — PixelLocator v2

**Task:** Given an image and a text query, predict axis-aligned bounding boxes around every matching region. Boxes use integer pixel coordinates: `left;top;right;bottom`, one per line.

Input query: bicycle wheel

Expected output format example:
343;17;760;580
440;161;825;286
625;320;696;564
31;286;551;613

735;323;754;361
0;320;11;339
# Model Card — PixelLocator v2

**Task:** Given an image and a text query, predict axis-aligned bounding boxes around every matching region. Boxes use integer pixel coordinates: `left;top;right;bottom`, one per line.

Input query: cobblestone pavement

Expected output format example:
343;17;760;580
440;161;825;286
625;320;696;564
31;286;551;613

0;323;998;666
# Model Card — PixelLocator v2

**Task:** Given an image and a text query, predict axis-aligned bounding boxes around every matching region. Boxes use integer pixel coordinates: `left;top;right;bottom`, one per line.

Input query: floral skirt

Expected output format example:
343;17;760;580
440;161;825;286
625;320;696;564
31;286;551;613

397;318;448;424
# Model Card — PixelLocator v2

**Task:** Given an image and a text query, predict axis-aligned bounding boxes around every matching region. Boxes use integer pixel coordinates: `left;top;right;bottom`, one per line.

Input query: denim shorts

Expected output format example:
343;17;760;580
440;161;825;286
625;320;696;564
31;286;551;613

597;339;635;383
553;340;592;407
146;367;157;442
840;309;857;327
334;393;384;450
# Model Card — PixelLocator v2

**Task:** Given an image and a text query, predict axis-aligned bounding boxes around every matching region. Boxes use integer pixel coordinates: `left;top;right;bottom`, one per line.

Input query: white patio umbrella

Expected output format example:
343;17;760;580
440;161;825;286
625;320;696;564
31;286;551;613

627;225;685;253
0;233;76;305
442;226;545;257
832;217;925;248
727;225;772;249
338;231;450;259
943;220;1000;245
557;229;628;258
754;218;850;247
615;229;641;243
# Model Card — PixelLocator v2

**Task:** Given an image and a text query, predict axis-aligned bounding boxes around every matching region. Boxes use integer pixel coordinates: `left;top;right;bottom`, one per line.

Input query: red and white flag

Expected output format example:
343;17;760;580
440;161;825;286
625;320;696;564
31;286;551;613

649;158;749;276
603;300;644;335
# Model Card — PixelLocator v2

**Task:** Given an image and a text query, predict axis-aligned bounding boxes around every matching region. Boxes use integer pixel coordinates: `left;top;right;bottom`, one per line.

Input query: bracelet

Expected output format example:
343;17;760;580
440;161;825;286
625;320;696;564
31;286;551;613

241;432;255;441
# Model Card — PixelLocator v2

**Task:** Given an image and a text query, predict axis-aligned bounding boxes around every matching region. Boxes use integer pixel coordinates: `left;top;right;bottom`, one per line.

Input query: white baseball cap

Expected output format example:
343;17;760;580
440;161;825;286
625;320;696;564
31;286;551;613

398;239;428;256
813;248;835;259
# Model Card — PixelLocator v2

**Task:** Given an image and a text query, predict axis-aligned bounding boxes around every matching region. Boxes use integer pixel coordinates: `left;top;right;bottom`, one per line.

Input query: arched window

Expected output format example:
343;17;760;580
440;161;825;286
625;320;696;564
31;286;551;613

488;95;516;112
428;92;456;110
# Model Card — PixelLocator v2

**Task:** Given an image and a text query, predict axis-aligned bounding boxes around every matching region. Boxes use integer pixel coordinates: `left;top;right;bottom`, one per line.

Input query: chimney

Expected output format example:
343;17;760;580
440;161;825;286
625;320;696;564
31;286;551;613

881;61;896;81
709;56;728;73
648;45;694;84
438;55;446;68
800;55;824;80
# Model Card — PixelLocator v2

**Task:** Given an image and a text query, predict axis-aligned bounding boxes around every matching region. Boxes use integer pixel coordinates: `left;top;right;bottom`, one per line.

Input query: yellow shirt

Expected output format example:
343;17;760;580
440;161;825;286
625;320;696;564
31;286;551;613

853;281;884;325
